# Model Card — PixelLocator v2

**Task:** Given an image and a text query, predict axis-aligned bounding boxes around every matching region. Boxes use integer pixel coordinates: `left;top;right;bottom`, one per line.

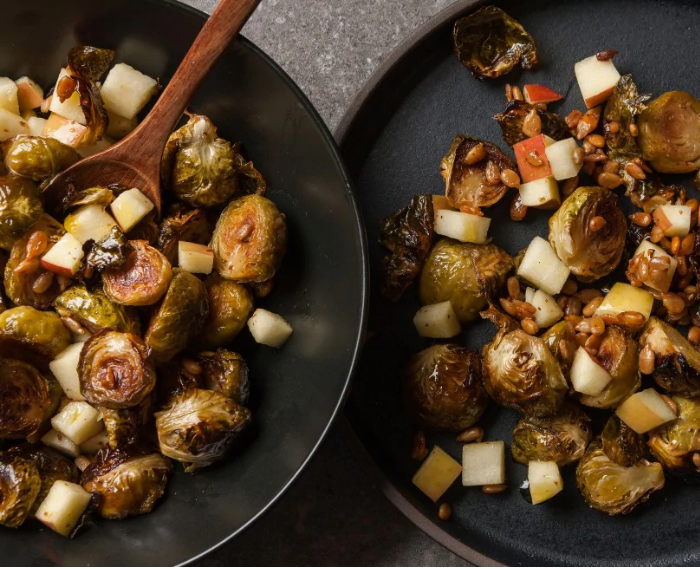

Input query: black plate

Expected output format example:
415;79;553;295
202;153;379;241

337;0;700;565
1;0;367;565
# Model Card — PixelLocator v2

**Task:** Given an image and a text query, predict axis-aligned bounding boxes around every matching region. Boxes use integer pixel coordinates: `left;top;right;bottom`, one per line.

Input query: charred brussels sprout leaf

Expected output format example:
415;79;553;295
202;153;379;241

81;448;171;519
601;416;646;468
0;175;43;249
145;269;208;363
379;195;434;301
576;440;664;515
84;226;131;273
210;195;287;283
0;306;71;366
495;100;569;147
541;320;577;374
419;239;513;323
156;207;213;265
548;187;627;282
199;349;249;405
511;403;592;466
481;307;567;417
604;75;650;160
157;359;203;403
5;137;80;181
79;330;156;409
102;396;153;450
155;388;251;471
403;344;488;432
54;285;140;335
199;273;254;349
0;453;40;527
440;135;515;210
453;6;537;80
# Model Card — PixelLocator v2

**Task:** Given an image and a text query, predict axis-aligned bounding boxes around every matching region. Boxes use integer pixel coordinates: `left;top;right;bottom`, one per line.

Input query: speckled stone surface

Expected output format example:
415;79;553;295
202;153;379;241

180;0;470;566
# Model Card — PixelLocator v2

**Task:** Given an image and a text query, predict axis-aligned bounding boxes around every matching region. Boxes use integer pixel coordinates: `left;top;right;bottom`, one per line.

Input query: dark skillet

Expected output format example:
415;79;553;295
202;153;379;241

0;0;367;565
337;0;700;565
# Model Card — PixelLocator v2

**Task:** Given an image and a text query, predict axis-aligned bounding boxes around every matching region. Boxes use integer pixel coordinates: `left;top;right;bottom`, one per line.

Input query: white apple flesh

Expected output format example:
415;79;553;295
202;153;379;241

15;77;44;111
574;55;621;108
41;429;80;458
529;289;564;328
0;77;19;115
49;343;86;401
616;388;678;434
0;108;29;141
49;69;87;125
462;441;506;487
653;204;692;237
101;63;158;120
413;301;461;338
248;308;293;348
35;480;92;538
434;209;490;243
110;187;154;232
570;347;613;396
178;241;215;274
544;138;583;181
528;461;564;505
517;236;570;295
595;283;654;324
51;401;104;445
41;233;84;277
64;204;119;244
518;176;561;209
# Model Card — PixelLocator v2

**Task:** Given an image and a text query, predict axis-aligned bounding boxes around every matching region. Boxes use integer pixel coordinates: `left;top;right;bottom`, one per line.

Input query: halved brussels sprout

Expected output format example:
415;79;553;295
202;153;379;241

199;349;249;405
579;325;640;409
0;453;40;527
81;448;171;519
79;330;156;409
101;395;153;449
0;175;43;249
601;416;646;468
511;403;592;466
576;440;664;515
548;187;627;282
200;273;254;349
54;285;141;335
403;344;488;432
210;195;287;283
102;240;172;306
419;239;513;323
156;207;213;265
540;320;577;374
440;135;516;210
5;137;80;181
144;269;208;364
0;306;71;365
494;100;569;147
156;359;202;403
379;195;434;301
482;307;567;417
155;388;251;472
648;396;700;483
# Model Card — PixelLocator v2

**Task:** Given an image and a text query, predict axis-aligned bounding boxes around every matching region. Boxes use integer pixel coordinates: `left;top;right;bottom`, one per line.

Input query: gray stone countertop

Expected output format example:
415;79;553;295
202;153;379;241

182;0;470;565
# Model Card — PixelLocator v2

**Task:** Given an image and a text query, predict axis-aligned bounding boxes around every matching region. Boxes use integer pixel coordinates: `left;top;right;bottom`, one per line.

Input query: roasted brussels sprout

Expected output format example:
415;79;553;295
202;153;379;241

379;195;435;301
419;239;513;323
440;135;516;210
79;330;156;409
156;359;202;403
548;187;627;282
638;91;700;174
453;6;537;80
4;215;67;309
102;395;153;449
5;137;80;181
199;274;254;349
199;349;249;404
481;307;567;417
640;317;700;396
84;226;131;273
0;175;43;249
155;388;251;471
648;396;700;482
54;285;140;335
541;320;577;373
576;440;664;515
156;207;213;265
102;240;172;306
402;344;488;432
579;325;640;409
494;100;569;147
144;269;208;363
601;416;646;468
0;306;71;365
81;448;171;519
511;403;592;466
0;359;58;440
0;453;40;527
604;75;650;161
210;195;287;283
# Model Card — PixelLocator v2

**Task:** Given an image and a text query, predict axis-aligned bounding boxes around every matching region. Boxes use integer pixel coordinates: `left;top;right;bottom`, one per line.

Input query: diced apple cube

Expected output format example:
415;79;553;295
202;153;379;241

518;176;560;209
530;289;564;328
616;388;677;434
106;110;138;140
595;283;654;324
49;343;85;401
462;441;505;487
528;461;563;505
110;188;154;232
413;301;461;338
543;135;556;147
178;241;214;274
40;95;52;114
15;77;44;111
634;241;676;292
0;108;29;141
247;308;293;348
101;63;158;120
412;446;462;501
653;205;692;237
41;233;84;277
514;134;553;183
35;480;92;537
49;69;86;125
525;287;535;304
43;113;88;148
64;204;119;244
575;55;621;108
51;401;103;445
79;430;109;454
545;138;583;181
435;209;490;243
517;236;570;296
77;136;113;158
570;347;612;396
523;84;563;105
0;77;19;115
41;429;80;458
27;116;48;137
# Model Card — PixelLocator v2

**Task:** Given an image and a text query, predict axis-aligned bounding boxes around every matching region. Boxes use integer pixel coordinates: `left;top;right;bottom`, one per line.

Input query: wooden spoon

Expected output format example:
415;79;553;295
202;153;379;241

43;0;262;213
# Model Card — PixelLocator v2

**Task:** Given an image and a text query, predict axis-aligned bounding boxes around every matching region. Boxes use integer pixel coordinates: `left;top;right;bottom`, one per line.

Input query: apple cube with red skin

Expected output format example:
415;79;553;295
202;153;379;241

41;233;85;277
43;113;87;148
575;55;621;108
15;77;44;111
178;241;215;274
514;134;553;183
653;205;692;237
523;84;563;105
